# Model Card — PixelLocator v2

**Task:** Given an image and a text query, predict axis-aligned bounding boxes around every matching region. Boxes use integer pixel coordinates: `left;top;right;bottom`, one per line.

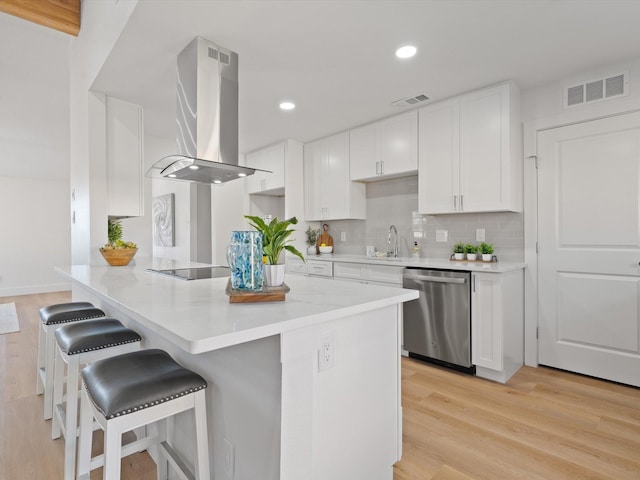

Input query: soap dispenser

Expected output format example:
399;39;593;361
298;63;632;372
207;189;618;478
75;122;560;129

410;241;420;259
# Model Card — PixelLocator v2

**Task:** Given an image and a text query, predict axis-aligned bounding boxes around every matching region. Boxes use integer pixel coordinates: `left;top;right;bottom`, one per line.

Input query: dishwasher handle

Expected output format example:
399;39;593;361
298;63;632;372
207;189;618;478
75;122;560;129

403;273;467;284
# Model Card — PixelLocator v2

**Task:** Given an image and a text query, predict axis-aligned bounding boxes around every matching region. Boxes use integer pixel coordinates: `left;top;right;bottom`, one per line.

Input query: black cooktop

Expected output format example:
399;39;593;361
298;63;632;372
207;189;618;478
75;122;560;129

146;266;230;281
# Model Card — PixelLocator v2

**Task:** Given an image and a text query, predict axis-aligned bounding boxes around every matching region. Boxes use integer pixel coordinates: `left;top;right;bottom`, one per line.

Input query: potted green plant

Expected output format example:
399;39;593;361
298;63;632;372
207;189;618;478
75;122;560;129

452;242;465;261
305;226;320;255
480;242;494;262
99;218;138;266
464;243;478;261
244;215;305;286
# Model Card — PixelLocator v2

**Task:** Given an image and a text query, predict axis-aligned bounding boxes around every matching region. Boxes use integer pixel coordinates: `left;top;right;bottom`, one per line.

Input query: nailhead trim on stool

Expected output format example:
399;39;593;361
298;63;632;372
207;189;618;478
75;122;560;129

37;302;106;421
52;318;142;480
78;349;210;480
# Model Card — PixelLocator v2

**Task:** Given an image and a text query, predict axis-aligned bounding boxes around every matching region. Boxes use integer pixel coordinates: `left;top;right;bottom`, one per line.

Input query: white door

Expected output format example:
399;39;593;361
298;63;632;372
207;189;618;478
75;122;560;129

538;111;640;386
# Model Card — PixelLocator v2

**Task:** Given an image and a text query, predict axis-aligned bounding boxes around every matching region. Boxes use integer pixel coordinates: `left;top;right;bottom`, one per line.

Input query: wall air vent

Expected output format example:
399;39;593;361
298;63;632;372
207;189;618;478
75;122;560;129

208;47;218;60
564;72;628;109
392;93;431;108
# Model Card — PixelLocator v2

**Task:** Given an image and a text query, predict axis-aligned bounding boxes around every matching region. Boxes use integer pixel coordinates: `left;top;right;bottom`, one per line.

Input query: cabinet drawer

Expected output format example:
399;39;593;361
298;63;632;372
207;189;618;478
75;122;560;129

307;260;333;277
286;258;307;275
334;262;366;280
367;265;403;285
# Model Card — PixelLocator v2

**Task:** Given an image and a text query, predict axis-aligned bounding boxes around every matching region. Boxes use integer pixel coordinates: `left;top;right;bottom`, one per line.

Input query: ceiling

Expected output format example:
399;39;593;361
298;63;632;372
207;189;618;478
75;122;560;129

89;1;640;155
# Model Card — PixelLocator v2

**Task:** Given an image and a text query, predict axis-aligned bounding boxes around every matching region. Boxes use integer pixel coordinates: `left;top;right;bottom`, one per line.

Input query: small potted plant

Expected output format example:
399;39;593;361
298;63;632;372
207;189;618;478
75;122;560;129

452;242;465;260
99;218;138;266
464;243;478;261
480;242;494;262
245;215;305;287
305;226;320;255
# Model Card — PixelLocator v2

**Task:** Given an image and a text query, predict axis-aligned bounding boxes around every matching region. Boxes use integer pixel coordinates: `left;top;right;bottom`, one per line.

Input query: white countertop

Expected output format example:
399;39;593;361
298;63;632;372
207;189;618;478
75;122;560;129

56;260;418;354
303;253;526;273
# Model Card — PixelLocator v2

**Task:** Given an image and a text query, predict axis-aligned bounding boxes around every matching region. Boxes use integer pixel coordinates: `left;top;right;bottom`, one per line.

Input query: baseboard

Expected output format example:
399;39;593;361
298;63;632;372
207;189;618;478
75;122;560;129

0;283;71;297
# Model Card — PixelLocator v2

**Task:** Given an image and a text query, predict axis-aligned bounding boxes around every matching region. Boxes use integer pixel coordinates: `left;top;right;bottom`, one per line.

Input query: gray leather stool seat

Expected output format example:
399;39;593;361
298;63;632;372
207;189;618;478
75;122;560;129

55;318;141;356
77;349;210;479
40;302;105;325
37;301;106;421
81;349;207;419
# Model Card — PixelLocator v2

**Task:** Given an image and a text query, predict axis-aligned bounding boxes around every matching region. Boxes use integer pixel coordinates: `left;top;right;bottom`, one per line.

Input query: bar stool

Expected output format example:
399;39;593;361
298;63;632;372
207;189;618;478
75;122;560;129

37;302;106;419
77;349;210;480
52;318;142;480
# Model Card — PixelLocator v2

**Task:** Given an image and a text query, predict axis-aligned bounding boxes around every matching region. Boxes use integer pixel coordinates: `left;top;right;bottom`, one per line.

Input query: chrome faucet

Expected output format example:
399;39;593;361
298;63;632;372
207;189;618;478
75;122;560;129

387;225;398;258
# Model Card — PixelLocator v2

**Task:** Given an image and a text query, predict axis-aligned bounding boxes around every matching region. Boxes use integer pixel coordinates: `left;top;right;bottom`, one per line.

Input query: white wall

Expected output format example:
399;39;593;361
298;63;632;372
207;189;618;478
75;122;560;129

0;177;71;295
0;14;72;295
69;0;138;266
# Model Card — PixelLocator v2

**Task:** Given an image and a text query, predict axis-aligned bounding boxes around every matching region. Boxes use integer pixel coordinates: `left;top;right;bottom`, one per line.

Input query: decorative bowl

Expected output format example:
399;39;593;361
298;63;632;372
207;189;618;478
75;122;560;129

319;246;333;254
99;248;138;266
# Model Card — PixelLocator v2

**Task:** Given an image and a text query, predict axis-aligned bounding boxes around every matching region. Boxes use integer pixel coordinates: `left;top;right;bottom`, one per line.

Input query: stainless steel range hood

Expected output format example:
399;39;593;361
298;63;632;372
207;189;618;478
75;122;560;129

147;37;264;183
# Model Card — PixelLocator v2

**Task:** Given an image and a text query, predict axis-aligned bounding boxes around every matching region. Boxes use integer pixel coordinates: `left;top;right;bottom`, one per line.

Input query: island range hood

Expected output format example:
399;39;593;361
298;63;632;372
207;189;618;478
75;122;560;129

147;37;265;184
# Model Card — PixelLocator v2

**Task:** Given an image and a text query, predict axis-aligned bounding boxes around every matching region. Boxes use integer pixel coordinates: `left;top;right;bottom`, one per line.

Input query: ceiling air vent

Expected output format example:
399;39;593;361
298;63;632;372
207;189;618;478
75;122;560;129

564;72;628;109
392;93;430;108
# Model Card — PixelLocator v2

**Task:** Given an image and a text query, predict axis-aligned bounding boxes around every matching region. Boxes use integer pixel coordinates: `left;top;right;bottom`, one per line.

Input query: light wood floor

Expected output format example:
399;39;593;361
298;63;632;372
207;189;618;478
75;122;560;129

2;292;639;479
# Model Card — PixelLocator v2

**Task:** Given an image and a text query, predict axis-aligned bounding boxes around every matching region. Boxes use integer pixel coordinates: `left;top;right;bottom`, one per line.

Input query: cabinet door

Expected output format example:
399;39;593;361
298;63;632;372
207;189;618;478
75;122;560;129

378;110;418;177
246;143;285;194
349;123;378;181
303;140;325;221
418;99;459;214
471;273;503;371
106;97;144;217
323;131;352;220
459;84;510;212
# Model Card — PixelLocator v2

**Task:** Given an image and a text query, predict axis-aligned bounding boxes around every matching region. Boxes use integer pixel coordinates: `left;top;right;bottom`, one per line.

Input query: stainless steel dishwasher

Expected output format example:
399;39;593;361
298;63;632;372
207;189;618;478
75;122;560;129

402;267;475;374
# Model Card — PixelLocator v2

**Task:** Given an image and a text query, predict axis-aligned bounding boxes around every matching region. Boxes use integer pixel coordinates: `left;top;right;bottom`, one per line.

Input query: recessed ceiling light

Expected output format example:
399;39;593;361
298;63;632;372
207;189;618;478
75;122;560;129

395;45;417;59
167;174;177;178
238;173;247;177
279;102;295;111
189;165;199;170
213;179;222;184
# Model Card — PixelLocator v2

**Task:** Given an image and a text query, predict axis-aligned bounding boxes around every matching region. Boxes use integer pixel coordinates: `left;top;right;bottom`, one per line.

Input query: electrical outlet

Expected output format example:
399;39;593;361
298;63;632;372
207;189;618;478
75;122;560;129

435;230;448;242
476;228;486;242
318;333;335;371
340;231;347;242
224;438;235;478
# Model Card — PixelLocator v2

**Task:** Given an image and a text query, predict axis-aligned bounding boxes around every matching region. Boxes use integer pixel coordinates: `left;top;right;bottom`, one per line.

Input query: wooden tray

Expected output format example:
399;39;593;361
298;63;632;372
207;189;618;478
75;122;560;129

225;279;290;303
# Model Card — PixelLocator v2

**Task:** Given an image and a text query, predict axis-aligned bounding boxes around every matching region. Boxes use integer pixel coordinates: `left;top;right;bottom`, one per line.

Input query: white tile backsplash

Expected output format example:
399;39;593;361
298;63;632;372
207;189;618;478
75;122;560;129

317;175;524;262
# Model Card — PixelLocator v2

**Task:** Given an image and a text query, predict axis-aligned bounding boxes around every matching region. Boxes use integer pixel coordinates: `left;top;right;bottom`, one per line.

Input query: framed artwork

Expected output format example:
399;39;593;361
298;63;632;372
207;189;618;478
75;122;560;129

152;193;175;247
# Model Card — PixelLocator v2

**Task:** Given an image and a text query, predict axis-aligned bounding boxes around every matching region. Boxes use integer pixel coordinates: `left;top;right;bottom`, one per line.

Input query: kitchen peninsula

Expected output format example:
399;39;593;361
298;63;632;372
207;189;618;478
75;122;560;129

56;261;418;480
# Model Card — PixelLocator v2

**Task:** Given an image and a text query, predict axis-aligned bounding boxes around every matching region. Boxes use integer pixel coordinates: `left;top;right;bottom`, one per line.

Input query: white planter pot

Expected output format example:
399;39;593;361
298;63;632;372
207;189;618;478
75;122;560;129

466;253;477;261
482;253;493;262
263;264;286;287
454;253;465;260
307;245;317;255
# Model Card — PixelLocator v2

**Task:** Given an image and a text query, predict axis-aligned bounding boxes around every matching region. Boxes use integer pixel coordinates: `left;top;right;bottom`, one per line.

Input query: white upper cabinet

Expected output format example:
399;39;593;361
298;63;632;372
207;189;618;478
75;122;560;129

418;82;522;214
304;132;366;221
350;110;418;181
245;142;285;194
106;97;144;217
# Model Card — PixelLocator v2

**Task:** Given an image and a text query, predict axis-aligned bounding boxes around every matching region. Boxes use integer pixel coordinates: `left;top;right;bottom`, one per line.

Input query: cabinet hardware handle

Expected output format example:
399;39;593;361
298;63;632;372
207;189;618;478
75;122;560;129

454;195;457;210
461;194;464;210
473;275;476;292
380;161;384;175
376;161;379;175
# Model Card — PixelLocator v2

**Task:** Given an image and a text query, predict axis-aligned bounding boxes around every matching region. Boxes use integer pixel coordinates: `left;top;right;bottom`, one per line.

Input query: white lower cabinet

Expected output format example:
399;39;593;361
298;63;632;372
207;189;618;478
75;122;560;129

286;257;308;275
334;262;403;286
306;260;333;277
471;270;524;383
